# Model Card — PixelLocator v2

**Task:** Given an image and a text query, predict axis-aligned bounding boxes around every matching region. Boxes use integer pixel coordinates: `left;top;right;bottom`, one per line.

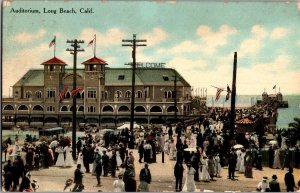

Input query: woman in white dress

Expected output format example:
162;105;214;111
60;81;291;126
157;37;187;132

273;148;281;169
169;140;176;160
235;149;242;171
77;152;85;172
182;163;197;192
56;146;65;167
214;154;222;177
64;145;73;167
200;156;211;182
239;149;246;173
164;139;170;155
113;174;125;192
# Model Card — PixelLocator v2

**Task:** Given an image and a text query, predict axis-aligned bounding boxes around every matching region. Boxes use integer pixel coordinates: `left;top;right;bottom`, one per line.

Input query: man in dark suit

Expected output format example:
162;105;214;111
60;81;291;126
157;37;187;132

174;161;184;192
139;163;151;184
268;146;274;168
73;164;84;191
138;141;144;163
269;174;281;192
228;148;237;180
285;167;296;192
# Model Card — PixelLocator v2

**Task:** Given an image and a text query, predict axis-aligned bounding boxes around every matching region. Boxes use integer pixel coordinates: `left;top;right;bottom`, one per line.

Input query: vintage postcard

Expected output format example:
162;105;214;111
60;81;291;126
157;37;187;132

1;0;300;192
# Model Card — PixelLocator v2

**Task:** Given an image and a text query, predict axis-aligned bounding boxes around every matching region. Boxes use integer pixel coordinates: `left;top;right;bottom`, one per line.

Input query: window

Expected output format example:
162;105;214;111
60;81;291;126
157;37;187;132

87;88;97;98
104;91;108;99
115;90;122;98
47;106;55;112
35;91;42;98
163;76;169;81
89;64;96;71
47;88;56;98
118;75;125;80
135;90;143;98
49;65;54;71
88;106;96;112
125;91;131;98
25;91;32;98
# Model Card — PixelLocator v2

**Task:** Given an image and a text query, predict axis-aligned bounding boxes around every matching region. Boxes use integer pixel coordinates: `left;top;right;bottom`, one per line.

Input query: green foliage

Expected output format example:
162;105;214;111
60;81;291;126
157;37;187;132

286;117;300;147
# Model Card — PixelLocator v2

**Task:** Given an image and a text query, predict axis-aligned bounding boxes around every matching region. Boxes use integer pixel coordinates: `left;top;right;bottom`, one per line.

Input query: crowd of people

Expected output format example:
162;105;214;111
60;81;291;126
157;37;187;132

1;113;300;192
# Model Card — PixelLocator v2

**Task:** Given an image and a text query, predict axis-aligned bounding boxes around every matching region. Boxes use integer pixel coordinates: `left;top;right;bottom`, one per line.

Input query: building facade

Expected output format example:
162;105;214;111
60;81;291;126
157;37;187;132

2;56;192;129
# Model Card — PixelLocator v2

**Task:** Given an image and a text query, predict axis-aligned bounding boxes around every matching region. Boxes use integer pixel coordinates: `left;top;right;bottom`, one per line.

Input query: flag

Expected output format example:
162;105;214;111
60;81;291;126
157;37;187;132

226;85;231;101
215;87;224;101
87;39;94;47
59;85;68;103
273;85;276;89
71;87;83;97
49;37;56;48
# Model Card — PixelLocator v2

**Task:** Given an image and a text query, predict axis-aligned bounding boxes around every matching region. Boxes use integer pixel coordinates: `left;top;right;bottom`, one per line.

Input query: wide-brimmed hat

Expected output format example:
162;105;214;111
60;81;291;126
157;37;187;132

262;176;268;181
65;178;73;186
272;175;277;180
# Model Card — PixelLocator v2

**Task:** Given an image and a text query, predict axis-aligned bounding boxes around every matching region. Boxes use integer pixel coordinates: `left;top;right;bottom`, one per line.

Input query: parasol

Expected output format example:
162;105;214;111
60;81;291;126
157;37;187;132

233;144;244;149
49;140;59;148
269;140;278;145
103;128;114;132
184;147;197;152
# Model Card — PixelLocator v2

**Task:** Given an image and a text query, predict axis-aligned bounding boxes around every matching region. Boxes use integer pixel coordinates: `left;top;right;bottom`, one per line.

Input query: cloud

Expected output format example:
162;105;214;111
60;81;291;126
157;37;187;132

157;40;200;55
238;25;267;57
236;54;300;94
270;27;290;40
14;29;47;44
78;27;127;48
3;43;50;97
141;27;168;47
196;25;238;55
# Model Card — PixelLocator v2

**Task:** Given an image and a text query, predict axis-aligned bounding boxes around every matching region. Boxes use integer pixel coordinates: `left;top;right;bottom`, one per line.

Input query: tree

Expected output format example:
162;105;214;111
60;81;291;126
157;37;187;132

287;117;300;147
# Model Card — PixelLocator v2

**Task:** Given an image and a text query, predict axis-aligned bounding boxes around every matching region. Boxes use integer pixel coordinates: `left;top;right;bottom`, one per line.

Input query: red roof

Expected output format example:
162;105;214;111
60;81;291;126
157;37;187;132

41;57;66;65
236;118;254;124
82;56;107;65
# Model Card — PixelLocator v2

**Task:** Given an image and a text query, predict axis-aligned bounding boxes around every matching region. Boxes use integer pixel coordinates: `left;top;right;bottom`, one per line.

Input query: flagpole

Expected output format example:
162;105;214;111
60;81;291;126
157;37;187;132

54;36;56;57
94;34;96;57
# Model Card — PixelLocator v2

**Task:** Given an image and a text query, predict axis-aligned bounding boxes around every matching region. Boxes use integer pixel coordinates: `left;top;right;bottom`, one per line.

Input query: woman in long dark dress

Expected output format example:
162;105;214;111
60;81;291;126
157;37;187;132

244;151;253;178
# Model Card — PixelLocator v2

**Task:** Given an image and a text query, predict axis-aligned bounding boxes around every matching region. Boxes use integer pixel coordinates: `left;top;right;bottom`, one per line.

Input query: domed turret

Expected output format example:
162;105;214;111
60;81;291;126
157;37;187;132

262;89;268;102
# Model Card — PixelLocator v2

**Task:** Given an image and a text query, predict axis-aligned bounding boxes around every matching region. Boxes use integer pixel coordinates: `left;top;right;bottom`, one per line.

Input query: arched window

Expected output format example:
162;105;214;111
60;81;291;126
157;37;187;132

115;90;122;98
135;106;146;112
88;106;96;112
102;105;114;112
25;91;32;98
60;106;68;111
81;91;85;99
3;105;14;110
150;106;162;113
167;106;179;112
168;91;172;98
104;91;108;99
164;91;167;98
65;92;71;99
32;105;43;111
18;105;28;111
135;90;143;98
118;106;130;112
125;91;131;98
35;91;42;98
78;106;84;112
76;92;81;99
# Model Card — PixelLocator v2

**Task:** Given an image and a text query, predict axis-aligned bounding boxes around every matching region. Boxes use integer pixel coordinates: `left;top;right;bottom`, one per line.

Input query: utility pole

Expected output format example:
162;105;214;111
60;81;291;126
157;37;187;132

230;52;237;140
173;75;178;122
66;39;84;160
122;34;147;133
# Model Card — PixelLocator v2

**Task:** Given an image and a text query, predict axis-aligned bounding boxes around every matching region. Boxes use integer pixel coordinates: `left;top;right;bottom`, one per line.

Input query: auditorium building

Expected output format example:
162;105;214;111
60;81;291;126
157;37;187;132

1;55;192;129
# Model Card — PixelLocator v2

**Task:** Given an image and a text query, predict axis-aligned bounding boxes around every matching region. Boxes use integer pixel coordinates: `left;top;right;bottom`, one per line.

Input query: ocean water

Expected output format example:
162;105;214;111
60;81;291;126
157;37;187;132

205;95;300;128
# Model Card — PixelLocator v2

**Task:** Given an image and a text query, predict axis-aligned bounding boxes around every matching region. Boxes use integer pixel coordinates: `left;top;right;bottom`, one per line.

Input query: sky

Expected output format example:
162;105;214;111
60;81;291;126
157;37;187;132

2;0;300;98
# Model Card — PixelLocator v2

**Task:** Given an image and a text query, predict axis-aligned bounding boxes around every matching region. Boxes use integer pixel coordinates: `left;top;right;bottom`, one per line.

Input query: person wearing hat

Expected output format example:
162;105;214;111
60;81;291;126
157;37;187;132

123;164;136;192
113;174;125;192
95;158;102;186
269;175;281;192
63;179;73;192
102;150;109;177
182;162;197;192
256;177;270;192
73;164;84;192
139;163;151;184
174;161;184;192
285;167;296;192
19;172;32;192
